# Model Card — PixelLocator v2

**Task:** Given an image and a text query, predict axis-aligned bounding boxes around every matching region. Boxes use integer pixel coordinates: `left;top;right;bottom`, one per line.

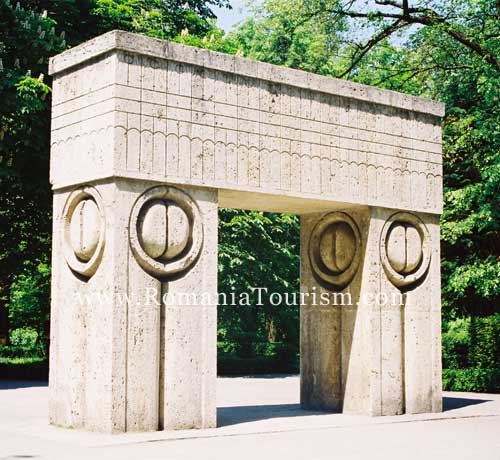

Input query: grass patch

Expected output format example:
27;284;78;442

0;356;46;365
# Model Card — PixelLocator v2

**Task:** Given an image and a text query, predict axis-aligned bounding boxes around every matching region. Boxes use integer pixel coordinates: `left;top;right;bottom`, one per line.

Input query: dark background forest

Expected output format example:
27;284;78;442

0;0;499;391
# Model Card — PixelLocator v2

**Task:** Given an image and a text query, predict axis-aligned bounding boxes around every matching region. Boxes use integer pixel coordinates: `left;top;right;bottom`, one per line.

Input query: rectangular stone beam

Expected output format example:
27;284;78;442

49;30;444;216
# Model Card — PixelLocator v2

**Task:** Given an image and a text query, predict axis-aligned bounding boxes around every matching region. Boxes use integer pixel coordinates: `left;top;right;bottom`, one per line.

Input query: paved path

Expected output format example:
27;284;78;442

1;375;499;459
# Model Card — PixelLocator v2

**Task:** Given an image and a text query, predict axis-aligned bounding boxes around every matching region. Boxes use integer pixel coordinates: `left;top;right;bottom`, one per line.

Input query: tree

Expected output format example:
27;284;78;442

0;1;63;343
92;0;230;39
218;210;300;357
184;0;500;368
0;0;229;345
2;0;499;379
269;0;500;78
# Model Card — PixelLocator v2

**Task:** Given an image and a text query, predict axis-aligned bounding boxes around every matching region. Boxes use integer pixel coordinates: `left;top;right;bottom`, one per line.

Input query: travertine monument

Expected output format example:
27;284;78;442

48;31;444;433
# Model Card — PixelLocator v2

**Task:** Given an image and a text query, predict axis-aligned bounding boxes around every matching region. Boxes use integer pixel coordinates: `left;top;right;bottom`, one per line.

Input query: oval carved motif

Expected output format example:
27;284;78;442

386;223;406;273
69;198;101;262
139;200;168;260
62;187;106;279
165;203;190;260
404;225;422;273
138;200;190;261
129;186;203;279
386;223;423;275
309;212;362;289
380;212;431;289
319;222;356;274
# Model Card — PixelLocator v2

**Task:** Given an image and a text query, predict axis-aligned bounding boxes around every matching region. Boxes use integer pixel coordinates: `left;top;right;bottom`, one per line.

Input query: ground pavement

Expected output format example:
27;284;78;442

1;375;499;460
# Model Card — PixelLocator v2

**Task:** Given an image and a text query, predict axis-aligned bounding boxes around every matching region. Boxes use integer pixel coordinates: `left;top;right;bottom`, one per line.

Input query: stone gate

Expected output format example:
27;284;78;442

48;31;444;433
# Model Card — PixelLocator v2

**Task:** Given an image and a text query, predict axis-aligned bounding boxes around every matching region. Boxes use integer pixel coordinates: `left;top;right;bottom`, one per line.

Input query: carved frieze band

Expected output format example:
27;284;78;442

380;211;431;289
129;185;203;279
308;212;362;289
62;187;106;278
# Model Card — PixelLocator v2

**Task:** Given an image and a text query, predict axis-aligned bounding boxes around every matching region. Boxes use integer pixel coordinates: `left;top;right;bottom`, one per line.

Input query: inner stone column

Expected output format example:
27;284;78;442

300;208;370;412
49;180;217;433
300;206;441;415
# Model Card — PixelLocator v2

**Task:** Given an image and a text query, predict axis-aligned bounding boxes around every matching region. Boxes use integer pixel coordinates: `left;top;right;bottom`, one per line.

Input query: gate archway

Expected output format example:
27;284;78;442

48;31;443;433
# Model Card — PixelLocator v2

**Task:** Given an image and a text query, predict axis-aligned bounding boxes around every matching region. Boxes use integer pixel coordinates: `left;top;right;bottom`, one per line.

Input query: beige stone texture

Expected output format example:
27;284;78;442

49;181;217;432
300;207;441;416
49;31;443;432
49;30;443;215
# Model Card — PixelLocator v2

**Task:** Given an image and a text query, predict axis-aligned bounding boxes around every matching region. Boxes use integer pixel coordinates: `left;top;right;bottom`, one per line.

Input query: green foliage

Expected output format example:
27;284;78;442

9;327;39;348
443;368;500;393
218;209;299;358
442;317;471;369
92;0;230;39
0;355;46;365
442;315;500;391
0;0;64;342
0;0;229;355
8;261;50;347
0;327;45;365
174;26;240;53
469;314;500;370
175;0;349;74
225;0;347;75
439;65;500;317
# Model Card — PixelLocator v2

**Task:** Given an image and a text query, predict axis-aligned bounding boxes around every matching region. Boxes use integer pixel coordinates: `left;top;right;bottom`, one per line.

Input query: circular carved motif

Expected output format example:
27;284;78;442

380;212;431;288
309;212;362;288
129;186;203;279
62;187;106;278
138;200;190;261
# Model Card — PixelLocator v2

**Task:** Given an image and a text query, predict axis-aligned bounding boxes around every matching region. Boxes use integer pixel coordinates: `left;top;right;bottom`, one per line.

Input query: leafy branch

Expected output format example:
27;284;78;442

290;0;500;77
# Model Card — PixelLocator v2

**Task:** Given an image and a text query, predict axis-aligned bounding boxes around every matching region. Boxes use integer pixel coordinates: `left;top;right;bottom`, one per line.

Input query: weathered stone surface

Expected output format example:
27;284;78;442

49;31;443;215
49;31;443;433
138;200;190;261
301;208;441;416
69;198;101;262
50;181;217;433
386;223;407;273
319;222;356;274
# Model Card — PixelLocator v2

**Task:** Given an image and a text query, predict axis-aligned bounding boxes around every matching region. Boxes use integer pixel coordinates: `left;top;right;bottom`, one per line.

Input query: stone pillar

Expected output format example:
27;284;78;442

301;209;364;411
49;180;217;433
300;206;441;415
